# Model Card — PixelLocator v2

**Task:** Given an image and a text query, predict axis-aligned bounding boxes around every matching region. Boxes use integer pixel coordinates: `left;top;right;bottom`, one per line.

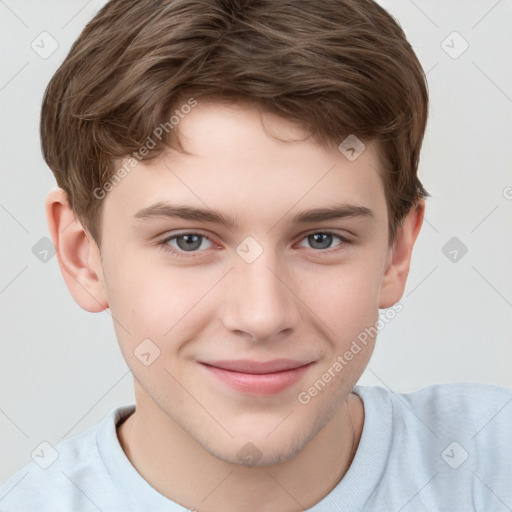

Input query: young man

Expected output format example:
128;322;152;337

1;0;510;510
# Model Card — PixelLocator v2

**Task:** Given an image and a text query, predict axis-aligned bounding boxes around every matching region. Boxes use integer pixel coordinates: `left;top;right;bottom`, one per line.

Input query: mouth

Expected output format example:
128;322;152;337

198;359;316;395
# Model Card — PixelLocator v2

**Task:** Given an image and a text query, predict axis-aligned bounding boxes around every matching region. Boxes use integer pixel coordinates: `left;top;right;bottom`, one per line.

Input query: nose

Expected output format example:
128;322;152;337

218;248;301;342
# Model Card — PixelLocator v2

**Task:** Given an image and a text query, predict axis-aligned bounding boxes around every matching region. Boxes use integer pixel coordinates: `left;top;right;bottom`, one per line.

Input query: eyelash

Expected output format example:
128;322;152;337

158;230;351;258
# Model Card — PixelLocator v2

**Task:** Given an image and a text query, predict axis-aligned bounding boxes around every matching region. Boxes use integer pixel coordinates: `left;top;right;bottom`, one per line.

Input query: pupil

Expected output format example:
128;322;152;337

310;233;331;249
175;234;333;252
178;234;201;251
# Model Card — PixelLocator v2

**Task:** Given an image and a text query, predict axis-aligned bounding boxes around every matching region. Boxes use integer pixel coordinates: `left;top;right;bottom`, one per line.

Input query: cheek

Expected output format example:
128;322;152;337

295;257;383;340
104;241;385;355
105;255;216;345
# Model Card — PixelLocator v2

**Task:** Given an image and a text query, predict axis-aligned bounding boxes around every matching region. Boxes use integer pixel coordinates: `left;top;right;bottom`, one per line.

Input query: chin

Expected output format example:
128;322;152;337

197;414;328;468
205;436;307;467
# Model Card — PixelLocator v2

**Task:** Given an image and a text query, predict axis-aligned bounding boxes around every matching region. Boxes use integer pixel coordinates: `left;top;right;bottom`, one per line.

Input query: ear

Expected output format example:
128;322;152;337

378;199;425;309
45;188;108;312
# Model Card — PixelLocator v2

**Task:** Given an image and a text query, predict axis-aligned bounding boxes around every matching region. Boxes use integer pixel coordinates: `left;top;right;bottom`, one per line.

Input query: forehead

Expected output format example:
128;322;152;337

102;101;387;231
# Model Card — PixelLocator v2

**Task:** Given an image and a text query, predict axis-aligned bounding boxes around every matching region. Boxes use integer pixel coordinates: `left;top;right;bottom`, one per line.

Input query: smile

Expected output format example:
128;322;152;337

198;359;316;395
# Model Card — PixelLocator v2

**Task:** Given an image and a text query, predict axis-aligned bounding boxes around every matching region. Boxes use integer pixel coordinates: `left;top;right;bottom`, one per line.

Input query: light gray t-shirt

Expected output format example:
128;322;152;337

1;383;511;512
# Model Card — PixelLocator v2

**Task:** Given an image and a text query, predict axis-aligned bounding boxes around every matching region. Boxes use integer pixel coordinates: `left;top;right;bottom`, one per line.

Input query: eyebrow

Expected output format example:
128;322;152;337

133;201;374;228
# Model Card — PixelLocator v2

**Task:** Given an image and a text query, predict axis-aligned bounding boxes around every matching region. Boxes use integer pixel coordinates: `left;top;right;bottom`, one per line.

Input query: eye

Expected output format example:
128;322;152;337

159;232;214;257
158;230;350;258
296;231;349;252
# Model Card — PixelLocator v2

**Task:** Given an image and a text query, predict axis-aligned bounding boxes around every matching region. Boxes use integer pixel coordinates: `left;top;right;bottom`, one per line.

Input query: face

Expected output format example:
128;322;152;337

94;100;392;465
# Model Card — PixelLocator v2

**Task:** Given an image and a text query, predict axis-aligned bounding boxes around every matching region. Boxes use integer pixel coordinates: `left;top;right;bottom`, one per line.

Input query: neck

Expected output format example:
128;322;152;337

117;388;364;512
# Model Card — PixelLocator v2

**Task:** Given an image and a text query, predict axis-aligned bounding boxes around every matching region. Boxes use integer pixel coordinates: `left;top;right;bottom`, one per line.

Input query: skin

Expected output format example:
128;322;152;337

46;100;424;512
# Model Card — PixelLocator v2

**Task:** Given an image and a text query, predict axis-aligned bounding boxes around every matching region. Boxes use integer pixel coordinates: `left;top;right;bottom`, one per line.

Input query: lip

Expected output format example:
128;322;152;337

199;359;315;395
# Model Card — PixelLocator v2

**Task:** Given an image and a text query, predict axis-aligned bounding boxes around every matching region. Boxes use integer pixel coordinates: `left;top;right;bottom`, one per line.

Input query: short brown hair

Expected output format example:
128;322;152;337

41;0;429;247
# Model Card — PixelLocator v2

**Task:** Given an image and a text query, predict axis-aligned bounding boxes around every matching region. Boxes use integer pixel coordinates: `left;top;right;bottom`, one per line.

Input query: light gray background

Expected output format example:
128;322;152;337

1;0;511;483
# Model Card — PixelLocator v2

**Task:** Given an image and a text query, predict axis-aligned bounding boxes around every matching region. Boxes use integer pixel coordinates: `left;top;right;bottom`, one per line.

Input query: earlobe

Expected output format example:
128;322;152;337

45;188;108;312
378;200;425;309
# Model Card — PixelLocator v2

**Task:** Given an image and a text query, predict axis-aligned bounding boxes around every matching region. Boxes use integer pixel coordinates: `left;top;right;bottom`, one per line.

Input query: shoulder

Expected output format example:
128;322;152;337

395;382;511;436
0;408;124;512
353;382;512;509
355;381;512;433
